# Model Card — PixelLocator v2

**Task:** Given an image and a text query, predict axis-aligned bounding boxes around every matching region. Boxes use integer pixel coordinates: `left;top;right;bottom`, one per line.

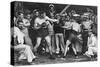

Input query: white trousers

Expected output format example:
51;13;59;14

14;44;36;62
85;46;97;56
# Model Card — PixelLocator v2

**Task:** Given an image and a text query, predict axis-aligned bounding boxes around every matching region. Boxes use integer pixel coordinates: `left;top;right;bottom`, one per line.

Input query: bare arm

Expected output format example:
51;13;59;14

78;24;81;32
45;16;58;23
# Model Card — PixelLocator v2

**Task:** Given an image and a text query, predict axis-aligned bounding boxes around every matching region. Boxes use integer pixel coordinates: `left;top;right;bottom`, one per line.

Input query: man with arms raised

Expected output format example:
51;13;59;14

34;11;58;59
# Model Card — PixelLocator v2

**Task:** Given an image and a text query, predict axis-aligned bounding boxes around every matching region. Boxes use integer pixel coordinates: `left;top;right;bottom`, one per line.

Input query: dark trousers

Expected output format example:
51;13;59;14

82;31;88;53
28;28;37;47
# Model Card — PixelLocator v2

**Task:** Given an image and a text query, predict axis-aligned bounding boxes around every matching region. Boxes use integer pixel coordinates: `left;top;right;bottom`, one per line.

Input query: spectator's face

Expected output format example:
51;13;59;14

50;7;54;11
82;17;88;21
41;13;46;18
18;22;23;28
56;15;60;19
35;12;39;16
27;14;31;19
19;13;24;19
66;16;70;21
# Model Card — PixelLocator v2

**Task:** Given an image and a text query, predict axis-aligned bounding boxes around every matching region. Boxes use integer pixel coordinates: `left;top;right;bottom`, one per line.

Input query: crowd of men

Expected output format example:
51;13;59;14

11;4;97;64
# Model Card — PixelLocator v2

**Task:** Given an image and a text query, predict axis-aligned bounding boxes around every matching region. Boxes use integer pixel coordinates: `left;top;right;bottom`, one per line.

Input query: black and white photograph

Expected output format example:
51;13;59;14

10;1;97;66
